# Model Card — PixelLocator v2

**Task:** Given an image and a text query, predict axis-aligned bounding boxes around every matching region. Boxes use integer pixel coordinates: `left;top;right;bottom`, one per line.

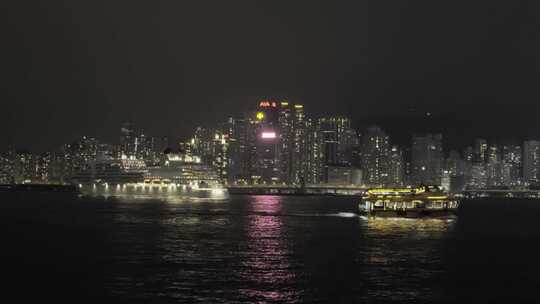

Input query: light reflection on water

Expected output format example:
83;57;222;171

363;217;455;237
48;195;458;302
82;189;229;204
236;195;299;303
7;195;540;302
359;217;455;302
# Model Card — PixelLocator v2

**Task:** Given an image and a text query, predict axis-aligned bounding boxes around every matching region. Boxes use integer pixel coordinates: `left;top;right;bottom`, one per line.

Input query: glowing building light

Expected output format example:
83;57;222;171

294;104;304;109
261;132;276;139
259;101;271;107
256;111;265;120
281;102;289;106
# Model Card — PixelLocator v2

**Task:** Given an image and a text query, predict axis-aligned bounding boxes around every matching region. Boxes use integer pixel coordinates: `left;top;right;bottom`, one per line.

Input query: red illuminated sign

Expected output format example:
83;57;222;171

259;100;277;108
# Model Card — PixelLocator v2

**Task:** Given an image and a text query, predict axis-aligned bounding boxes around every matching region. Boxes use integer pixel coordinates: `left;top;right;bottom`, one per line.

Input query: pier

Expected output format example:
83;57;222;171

460;189;540;199
227;185;366;196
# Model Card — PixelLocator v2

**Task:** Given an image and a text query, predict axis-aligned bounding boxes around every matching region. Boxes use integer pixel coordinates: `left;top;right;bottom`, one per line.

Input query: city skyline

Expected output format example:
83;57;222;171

4;2;540;302
2;99;537;153
2;100;540;192
1;101;538;153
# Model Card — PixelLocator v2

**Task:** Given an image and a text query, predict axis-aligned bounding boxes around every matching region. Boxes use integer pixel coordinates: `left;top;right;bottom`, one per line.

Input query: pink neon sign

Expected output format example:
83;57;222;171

261;132;276;139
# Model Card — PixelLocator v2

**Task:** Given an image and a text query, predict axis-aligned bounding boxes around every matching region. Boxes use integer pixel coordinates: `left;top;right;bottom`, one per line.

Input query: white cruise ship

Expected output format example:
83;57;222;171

73;153;227;199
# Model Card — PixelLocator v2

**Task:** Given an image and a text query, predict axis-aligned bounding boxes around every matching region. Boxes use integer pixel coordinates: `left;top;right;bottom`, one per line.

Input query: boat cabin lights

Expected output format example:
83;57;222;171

426;196;448;200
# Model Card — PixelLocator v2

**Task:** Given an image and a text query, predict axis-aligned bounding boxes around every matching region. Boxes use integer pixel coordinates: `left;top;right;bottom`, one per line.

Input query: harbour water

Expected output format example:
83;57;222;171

1;194;540;303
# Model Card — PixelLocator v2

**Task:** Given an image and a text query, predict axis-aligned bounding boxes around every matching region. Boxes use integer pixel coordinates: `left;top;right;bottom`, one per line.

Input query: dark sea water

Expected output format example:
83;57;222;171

1;194;540;303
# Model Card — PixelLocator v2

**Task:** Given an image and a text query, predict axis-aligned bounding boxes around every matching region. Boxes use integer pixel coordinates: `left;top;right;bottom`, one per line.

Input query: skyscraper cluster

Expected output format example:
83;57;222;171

0;126;168;185
183;101;365;186
443;140;526;191
181;101;540;191
1;100;540;192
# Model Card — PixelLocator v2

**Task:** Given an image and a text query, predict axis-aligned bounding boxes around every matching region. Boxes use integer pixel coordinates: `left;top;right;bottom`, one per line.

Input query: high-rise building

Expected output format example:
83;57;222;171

253;101;281;184
463;146;473;162
0;149;15;184
361;126;390;186
462;146;473;185
389;145;404;186
339;127;359;166
474;138;488;163
445;150;464;176
14;150;36;184
120;122;135;157
228;118;257;184
469;160;487;189
48;151;68;183
305;118;323;184
220;117;235;139
318;118;357;163
211;132;230;183
277;102;294;184
523;140;540;184
318;118;339;167
486;145;499;163
411;134;443;186
191;127;213;163
316;117;359;183
485;145;507;187
401;147;412;185
291;104;307;185
36;152;52;183
502;145;522;186
135;131;156;162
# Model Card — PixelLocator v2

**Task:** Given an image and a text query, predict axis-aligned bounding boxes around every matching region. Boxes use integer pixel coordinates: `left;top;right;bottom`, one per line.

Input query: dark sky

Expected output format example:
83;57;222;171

2;0;540;151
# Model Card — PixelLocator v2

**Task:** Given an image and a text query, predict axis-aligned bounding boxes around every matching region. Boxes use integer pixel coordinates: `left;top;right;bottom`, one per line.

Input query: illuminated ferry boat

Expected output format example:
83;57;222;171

72;153;227;199
358;185;459;217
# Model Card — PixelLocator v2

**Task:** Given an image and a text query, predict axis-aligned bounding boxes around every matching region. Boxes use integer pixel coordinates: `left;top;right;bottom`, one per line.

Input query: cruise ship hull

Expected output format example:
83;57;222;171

79;183;228;200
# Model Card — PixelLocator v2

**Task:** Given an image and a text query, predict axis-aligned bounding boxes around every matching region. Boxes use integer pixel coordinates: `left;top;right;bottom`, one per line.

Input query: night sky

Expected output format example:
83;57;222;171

2;0;540;151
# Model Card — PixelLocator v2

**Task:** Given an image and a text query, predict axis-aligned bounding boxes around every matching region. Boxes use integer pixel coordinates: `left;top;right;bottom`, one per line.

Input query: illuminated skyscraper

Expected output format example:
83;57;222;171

191;127;213;163
211;132;230;182
0;149;15;184
474;138;488;163
411;134;443;186
278;102;294;183
291;104;307;184
317;117;358;182
225;117;256;184
14;150;36;184
502;145;522;186
464;146;473;162
462;146;473;184
445;150;464;177
469;160;487;189
389;145;404;186
253;101;280;184
523;140;540;184
36;152;52;183
120;122;135;157
486;145;503;187
361;126;390;186
319;119;338;174
135;131;155;162
339;127;359;166
305;118;323;184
